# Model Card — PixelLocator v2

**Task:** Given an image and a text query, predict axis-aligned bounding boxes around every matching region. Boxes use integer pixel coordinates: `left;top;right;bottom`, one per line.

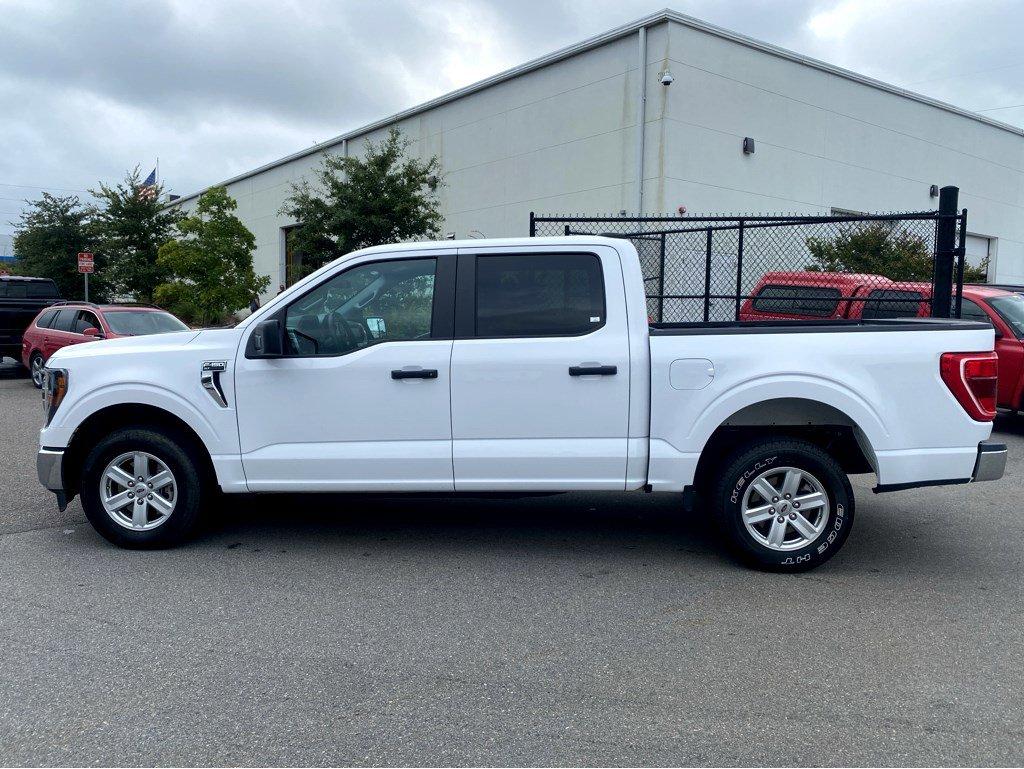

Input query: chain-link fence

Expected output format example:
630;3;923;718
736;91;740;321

530;189;970;324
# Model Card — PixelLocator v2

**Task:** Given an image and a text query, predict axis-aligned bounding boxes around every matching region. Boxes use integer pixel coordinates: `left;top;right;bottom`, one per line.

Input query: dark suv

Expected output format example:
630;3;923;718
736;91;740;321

0;276;62;364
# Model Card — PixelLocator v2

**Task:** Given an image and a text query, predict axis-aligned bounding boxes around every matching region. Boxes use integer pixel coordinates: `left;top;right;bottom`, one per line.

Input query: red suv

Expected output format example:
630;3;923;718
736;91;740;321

21;303;189;387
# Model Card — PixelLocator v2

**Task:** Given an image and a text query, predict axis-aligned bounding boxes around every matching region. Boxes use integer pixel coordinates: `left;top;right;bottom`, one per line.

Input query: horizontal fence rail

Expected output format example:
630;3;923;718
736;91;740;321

530;188;969;324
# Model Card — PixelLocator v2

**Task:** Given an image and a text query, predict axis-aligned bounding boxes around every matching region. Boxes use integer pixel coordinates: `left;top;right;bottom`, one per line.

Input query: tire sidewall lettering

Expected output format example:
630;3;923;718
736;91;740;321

730;455;778;504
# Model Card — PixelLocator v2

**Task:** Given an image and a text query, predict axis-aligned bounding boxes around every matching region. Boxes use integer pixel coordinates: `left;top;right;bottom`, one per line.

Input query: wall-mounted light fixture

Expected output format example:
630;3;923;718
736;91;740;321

743;137;755;155
659;70;674;85
929;184;939;198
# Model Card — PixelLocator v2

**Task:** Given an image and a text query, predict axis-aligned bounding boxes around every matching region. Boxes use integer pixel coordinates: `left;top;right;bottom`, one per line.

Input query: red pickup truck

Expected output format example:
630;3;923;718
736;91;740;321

742;272;1024;412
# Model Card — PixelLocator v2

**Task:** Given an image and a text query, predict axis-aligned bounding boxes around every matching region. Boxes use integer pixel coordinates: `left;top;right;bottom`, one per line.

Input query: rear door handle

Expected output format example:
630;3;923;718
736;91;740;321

391;368;438;380
569;365;617;376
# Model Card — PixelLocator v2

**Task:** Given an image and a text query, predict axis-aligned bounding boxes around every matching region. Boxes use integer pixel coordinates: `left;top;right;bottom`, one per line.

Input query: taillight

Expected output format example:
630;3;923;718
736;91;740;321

940;352;998;421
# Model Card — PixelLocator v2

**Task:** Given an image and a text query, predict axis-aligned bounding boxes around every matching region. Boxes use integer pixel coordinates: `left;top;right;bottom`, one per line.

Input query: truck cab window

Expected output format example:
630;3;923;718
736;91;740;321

474;253;604;337
284;258;437;356
751;285;841;317
861;289;926;319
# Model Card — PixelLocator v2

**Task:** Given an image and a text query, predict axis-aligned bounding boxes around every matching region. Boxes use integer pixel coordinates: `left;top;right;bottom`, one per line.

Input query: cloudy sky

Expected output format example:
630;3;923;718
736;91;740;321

1;0;1022;253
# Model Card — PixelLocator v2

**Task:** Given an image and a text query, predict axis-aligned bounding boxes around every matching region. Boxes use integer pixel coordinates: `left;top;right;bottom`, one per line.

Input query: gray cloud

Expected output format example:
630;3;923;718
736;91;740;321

0;0;1021;254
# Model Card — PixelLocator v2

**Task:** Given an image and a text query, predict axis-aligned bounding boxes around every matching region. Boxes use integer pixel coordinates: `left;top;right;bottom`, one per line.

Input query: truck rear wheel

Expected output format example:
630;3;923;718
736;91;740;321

710;438;854;571
80;427;206;549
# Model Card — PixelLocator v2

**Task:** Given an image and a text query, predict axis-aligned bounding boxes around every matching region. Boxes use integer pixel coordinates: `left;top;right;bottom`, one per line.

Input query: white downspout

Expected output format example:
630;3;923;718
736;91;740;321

635;26;647;216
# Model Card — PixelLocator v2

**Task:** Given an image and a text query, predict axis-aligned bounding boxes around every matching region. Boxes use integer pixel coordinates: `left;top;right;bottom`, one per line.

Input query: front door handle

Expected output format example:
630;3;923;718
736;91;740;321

569;365;617;376
391;368;438;380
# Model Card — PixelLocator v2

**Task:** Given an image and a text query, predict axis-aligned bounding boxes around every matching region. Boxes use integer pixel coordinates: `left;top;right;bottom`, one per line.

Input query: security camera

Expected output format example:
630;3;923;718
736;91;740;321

660;71;674;85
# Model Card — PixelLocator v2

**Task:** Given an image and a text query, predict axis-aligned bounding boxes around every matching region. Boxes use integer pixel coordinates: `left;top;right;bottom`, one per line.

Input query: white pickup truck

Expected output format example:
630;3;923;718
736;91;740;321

36;236;1006;570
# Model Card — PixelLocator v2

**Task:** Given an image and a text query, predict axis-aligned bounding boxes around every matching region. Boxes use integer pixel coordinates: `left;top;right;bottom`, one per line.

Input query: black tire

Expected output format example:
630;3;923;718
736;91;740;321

29;352;45;388
710;438;855;572
80;427;206;549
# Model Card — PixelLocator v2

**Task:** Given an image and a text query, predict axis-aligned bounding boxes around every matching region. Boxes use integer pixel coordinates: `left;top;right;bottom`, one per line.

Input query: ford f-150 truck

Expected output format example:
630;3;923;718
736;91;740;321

36;237;1007;570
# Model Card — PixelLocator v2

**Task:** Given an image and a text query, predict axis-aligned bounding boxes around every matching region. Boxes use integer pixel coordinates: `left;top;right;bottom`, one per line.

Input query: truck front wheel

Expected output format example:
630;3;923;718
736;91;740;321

710;438;855;571
80;427;206;549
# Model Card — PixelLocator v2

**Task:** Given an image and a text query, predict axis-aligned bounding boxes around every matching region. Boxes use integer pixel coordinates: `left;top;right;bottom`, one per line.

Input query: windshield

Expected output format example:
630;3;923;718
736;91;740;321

988;294;1024;339
104;310;189;336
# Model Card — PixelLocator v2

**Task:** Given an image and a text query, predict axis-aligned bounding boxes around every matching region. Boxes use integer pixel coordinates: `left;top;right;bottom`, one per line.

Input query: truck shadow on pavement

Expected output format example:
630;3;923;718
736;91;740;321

200;490;729;565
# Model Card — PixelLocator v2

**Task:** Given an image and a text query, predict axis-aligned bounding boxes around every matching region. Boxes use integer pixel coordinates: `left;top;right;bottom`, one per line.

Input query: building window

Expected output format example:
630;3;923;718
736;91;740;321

284;225;304;287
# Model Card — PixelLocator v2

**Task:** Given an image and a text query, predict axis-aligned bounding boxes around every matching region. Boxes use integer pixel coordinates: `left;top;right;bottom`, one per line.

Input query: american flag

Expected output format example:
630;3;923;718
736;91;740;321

139;167;157;199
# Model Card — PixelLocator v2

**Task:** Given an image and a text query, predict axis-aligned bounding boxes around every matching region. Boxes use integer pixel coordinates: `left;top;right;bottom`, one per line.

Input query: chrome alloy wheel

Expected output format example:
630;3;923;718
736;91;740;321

31;356;44;387
100;451;177;530
741;466;830;551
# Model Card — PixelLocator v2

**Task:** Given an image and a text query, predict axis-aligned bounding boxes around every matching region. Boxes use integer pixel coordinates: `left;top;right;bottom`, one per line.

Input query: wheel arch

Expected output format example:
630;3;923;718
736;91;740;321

692;396;879;490
63;403;217;499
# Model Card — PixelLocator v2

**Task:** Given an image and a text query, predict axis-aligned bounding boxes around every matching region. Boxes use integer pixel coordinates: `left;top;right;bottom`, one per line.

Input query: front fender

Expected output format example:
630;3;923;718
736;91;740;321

42;382;235;456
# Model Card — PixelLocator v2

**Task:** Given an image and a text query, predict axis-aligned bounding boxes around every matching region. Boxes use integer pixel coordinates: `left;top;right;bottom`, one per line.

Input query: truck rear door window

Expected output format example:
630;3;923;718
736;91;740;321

959;298;992;325
474;253;604;337
26;281;60;299
861;289;926;319
751;285;841;317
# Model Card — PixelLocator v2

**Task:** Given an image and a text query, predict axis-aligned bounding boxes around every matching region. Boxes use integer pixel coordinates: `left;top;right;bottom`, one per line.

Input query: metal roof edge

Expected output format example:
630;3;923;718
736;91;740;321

171;7;1023;206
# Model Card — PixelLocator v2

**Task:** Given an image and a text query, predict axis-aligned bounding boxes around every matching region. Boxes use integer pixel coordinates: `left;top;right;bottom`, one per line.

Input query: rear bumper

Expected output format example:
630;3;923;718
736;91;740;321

874;441;1006;493
972;441;1007;482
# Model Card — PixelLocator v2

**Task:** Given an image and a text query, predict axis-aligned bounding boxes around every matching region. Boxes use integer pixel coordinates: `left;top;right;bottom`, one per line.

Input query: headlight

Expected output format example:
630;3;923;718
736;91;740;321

43;368;68;426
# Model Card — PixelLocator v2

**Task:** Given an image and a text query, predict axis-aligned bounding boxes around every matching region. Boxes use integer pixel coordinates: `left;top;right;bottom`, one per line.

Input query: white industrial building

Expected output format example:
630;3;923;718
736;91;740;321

173;9;1024;298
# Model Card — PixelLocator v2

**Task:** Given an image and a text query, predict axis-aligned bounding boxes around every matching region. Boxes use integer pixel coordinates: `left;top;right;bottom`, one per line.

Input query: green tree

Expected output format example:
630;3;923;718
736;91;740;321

280;128;443;282
11;193;106;300
154;186;269;325
90;167;182;302
806;222;988;283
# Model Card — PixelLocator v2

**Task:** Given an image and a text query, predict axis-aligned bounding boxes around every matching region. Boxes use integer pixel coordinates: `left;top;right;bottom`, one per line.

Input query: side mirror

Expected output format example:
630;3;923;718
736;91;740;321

248;318;284;358
994;328;1004;340
83;327;104;338
365;316;387;339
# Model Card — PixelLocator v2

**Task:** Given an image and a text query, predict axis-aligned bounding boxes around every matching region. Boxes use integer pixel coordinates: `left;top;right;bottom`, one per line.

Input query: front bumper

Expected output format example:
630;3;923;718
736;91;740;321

37;447;70;511
973;441;1007;482
37;447;63;491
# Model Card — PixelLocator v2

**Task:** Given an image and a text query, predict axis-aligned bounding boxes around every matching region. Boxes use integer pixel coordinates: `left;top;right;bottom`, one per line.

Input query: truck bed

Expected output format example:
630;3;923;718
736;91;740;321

645;317;996;492
649;318;993;335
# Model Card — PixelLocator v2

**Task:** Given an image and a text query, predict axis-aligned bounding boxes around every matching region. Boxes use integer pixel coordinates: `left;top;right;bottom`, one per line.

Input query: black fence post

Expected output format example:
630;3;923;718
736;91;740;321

658;233;666;322
933;186;959;318
529;211;535;237
703;227;713;323
734;219;745;321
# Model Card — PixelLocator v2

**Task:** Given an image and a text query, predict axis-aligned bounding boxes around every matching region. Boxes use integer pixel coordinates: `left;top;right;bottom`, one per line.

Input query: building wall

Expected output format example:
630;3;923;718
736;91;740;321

178;17;1024;294
646;20;1024;280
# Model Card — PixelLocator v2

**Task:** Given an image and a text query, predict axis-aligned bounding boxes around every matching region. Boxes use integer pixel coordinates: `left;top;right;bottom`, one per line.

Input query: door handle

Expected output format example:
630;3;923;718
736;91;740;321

391;368;438;380
569;365;617;376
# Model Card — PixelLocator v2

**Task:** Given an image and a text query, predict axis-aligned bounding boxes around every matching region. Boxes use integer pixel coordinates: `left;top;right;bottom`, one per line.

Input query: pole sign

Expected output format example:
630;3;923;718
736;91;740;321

77;252;94;274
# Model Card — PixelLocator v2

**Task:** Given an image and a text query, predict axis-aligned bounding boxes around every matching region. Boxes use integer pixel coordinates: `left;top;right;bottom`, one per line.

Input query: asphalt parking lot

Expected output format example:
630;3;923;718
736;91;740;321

1;359;1022;767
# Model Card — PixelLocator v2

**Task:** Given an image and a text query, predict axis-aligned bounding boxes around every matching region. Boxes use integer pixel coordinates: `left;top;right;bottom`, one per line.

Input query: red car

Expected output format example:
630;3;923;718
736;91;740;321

21;303;189;388
742;272;1024;411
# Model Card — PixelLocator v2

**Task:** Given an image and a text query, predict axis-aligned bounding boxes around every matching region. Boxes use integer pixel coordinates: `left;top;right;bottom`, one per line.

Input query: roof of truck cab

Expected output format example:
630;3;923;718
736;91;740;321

348;235;627;256
865;282;1018;300
754;271;891;289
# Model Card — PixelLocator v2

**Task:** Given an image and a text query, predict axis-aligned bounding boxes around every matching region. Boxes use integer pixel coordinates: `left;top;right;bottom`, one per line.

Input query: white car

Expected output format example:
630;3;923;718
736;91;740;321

36;237;1006;570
